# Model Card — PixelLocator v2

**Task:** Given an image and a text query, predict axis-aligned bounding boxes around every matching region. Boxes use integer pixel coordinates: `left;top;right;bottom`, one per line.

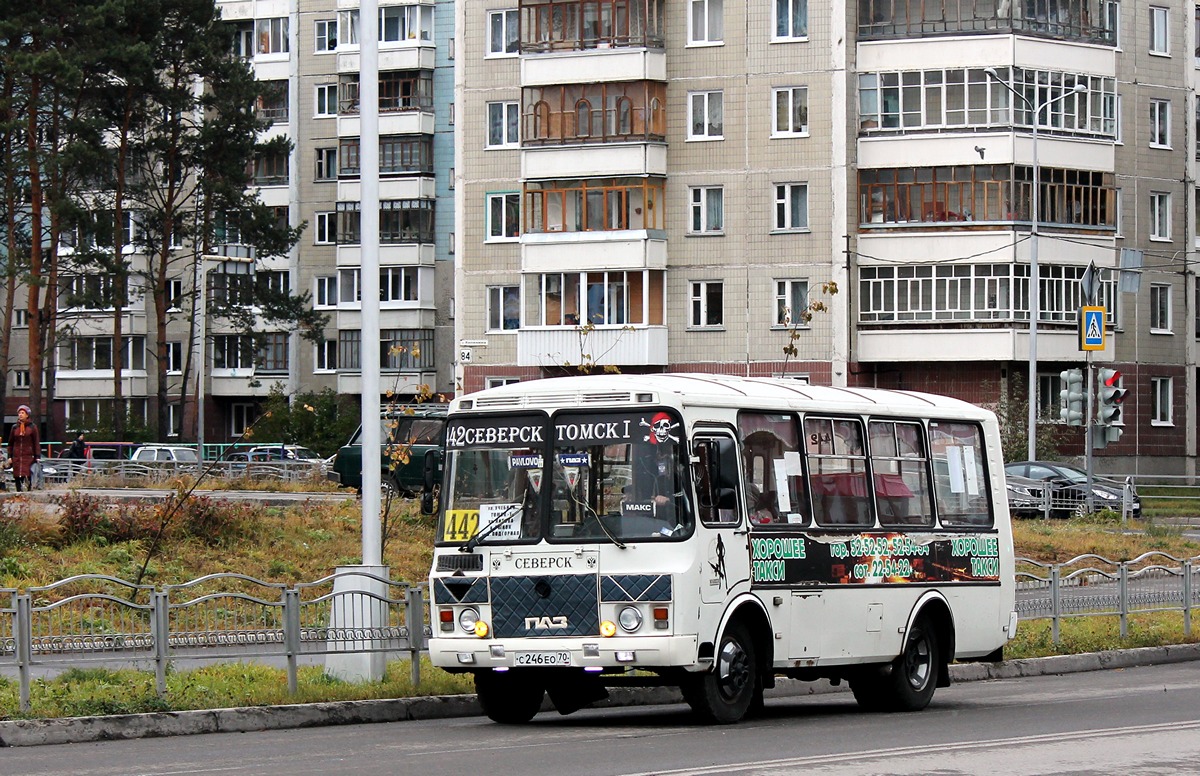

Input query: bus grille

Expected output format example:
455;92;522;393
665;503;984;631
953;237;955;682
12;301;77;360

491;574;599;637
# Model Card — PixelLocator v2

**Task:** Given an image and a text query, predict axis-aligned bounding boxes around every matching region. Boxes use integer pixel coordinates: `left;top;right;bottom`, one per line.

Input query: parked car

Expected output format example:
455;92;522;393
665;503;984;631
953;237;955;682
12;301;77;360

131;445;200;464
331;405;447;496
1004;460;1141;518
246;445;324;463
1005;473;1052;519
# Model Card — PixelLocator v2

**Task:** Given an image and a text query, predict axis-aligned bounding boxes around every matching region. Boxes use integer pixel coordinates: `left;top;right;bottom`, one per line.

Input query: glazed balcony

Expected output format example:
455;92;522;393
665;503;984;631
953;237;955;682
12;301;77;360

859;165;1115;231
524;177;664;234
520;0;665;53
522;82;666;146
858;0;1116;44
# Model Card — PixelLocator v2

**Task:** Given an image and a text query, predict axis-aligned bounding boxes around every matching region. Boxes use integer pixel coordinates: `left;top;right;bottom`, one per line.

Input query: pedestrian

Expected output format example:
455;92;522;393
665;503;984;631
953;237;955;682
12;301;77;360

66;432;86;459
8;404;41;492
0;436;8;492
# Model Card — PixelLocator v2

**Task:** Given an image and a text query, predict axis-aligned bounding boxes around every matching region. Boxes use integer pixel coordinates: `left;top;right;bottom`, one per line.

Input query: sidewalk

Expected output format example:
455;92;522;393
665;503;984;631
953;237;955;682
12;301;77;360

2;643;1198;748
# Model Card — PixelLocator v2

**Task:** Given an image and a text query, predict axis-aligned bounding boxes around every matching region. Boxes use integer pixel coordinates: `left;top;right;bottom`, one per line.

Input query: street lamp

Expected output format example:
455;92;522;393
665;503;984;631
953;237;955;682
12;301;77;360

984;68;1087;461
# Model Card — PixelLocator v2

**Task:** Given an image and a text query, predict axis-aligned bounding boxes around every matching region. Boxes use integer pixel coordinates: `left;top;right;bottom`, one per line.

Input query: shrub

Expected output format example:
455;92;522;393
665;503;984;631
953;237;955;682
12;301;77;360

174;496;260;545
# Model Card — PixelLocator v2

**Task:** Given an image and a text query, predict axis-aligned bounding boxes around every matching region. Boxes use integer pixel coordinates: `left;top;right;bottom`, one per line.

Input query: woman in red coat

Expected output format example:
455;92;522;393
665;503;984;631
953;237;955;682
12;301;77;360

8;404;41;492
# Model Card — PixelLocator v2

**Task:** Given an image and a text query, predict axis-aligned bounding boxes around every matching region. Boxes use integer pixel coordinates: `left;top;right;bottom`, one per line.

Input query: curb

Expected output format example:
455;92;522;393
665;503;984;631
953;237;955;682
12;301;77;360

2;643;1197;747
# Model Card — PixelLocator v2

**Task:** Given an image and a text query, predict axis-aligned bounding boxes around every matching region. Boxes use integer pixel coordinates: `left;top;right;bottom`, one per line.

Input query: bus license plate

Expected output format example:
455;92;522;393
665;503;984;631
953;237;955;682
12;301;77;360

514;651;571;667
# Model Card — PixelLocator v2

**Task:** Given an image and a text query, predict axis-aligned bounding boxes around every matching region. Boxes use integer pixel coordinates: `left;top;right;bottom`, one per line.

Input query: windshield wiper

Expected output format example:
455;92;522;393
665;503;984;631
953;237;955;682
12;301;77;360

460;503;523;553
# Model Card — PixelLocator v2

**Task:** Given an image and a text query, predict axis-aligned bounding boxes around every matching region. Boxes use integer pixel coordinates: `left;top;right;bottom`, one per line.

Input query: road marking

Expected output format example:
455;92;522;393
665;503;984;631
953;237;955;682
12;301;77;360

617;720;1200;776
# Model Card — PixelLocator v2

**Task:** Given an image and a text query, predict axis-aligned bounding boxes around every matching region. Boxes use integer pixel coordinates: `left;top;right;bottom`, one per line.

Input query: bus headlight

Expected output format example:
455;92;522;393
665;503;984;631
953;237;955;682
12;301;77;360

618;606;643;632
458;607;480;633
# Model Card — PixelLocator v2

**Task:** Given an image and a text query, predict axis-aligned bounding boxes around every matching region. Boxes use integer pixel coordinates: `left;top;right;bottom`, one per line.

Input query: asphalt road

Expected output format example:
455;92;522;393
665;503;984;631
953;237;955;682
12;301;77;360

7;661;1198;775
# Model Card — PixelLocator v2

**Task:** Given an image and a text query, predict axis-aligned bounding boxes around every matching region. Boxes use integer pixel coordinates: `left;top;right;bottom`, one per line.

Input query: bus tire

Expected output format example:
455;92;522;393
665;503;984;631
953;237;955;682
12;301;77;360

683;621;757;724
475;670;545;724
852;615;939;712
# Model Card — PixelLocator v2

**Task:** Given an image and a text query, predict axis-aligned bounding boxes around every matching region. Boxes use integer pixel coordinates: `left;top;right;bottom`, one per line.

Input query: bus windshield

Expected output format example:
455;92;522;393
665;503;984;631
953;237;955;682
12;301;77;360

436;409;693;546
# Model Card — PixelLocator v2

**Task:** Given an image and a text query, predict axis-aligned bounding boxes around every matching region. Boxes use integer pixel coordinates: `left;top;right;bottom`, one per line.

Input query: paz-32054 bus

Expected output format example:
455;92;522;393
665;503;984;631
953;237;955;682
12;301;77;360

425;374;1016;724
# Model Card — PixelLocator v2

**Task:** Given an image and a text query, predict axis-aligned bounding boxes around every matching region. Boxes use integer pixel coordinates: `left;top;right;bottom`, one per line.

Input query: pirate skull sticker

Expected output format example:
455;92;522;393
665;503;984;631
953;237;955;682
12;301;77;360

641;412;680;445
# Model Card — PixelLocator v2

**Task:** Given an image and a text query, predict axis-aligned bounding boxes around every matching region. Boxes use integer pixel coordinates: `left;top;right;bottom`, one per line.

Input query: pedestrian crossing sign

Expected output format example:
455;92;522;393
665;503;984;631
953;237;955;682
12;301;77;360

1080;306;1105;351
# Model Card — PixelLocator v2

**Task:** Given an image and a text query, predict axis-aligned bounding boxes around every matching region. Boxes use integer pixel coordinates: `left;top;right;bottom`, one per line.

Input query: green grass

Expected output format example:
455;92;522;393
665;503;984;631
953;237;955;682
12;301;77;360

1005;611;1199;659
0;658;475;720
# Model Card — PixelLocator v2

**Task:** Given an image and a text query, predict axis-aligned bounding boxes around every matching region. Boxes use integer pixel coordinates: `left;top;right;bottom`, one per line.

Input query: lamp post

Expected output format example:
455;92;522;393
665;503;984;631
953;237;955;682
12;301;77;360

985;69;1087;461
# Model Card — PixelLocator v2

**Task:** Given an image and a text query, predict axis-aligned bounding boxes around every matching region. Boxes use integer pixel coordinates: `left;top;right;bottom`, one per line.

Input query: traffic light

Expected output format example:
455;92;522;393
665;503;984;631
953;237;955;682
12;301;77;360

1059;368;1085;426
1097;368;1128;427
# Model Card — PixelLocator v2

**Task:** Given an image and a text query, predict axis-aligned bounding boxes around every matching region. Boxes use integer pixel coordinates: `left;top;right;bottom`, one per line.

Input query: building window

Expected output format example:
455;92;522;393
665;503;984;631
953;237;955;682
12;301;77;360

338;268;362;304
690;186;724;234
315;19;338;52
231;403;258;437
487;101;520;147
253;152;289;186
213;335;254;370
167;403;182;437
166;341;183;373
1151;376;1172;424
315;339;338;372
689;281;723;327
256;17;289;55
688;0;723;43
1149;6;1169;55
532;270;663;327
380;329;435;370
1149;99;1171;147
488;9;519;56
774;183;809;231
381;267;419;302
772;87;809;136
167;279;183;311
258;270;290;296
688;91;723;139
13;370;29;389
338;329;361;369
1150;192;1171;240
776;279;810;326
315;275;338;308
1150;283;1172;332
257;332;289;373
487;377;520;388
487;193;520;240
14;308;27;327
774;0;807;39
316;84;338;117
487;285;521;331
257;80;288;123
315;212;337;244
232;21;254;59
315;147;337;180
380;5;432;42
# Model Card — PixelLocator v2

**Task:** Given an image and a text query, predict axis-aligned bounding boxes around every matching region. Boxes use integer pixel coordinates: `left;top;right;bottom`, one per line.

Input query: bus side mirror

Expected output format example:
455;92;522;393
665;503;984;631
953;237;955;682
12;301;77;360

420;449;442;516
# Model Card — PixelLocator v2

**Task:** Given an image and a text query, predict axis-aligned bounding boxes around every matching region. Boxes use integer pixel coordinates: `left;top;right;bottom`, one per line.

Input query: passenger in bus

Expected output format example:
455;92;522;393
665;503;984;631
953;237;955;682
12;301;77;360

626;434;687;528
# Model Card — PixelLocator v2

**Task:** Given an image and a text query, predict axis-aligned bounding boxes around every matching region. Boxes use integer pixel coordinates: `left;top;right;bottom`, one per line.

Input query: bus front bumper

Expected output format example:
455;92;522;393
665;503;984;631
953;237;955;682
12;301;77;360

428;634;700;671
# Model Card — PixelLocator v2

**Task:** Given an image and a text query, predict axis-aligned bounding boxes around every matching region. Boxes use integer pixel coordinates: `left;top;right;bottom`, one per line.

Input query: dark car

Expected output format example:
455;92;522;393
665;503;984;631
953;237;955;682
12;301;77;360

1004;461;1140;518
331;405;447;496
1005;473;1052;519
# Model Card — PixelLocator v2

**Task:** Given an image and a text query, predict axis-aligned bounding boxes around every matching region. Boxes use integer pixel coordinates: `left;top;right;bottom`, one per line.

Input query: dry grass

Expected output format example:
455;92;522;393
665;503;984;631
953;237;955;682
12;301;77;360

1013;515;1200;565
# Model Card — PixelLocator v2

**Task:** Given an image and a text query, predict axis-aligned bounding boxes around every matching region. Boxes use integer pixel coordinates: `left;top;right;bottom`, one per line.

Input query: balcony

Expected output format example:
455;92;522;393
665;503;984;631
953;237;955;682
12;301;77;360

517;325;668;367
857;0;1116;45
859;164;1115;231
520;0;664;54
522;82;666;146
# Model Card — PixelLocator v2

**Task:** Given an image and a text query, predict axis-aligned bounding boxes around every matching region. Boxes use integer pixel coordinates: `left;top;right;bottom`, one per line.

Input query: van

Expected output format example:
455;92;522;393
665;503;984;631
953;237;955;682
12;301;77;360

331;405;447;495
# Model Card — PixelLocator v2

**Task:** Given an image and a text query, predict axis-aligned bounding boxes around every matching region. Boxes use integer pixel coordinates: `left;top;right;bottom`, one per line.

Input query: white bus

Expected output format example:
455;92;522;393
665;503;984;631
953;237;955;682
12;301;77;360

425;374;1016;724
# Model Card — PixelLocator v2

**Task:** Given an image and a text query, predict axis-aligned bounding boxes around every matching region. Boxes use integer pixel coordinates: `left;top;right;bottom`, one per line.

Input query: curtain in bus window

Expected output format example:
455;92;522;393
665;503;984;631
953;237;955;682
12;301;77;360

804;417;872;527
869;420;933;527
929;421;992;527
738;412;809;526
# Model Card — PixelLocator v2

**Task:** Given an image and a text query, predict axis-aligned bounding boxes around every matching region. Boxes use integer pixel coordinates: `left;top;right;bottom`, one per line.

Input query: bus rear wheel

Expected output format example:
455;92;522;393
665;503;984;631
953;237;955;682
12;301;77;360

475;670;545;724
683;622;757;724
850;615;939;712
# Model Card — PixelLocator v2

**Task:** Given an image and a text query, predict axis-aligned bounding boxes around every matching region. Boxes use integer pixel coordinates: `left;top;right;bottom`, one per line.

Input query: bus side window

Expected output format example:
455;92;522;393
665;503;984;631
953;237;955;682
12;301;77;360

738;412;808;527
693;437;738;524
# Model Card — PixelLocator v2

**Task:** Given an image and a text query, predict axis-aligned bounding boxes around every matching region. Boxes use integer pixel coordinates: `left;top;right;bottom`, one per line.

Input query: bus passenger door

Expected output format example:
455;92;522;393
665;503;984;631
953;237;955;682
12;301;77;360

693;432;749;605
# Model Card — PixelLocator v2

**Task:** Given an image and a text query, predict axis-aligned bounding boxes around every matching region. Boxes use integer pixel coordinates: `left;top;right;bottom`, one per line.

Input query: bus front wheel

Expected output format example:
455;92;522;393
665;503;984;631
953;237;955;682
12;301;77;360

475;670;545;724
683;621;758;724
850;615;939;712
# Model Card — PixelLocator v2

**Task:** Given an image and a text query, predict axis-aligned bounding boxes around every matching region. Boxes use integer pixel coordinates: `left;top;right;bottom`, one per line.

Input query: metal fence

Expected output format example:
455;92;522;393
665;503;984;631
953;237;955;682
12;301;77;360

3;555;1199;713
1016;552;1198;643
41;459;328;486
0;571;426;713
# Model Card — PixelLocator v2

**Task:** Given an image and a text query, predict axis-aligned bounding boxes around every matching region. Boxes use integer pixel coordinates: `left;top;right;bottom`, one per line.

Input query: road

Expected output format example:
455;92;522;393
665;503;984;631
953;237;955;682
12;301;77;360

7;662;1198;775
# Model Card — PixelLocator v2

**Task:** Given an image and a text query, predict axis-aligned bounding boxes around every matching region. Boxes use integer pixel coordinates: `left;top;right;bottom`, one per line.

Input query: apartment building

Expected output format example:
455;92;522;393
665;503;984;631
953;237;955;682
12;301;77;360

43;0;458;444
455;0;1198;473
